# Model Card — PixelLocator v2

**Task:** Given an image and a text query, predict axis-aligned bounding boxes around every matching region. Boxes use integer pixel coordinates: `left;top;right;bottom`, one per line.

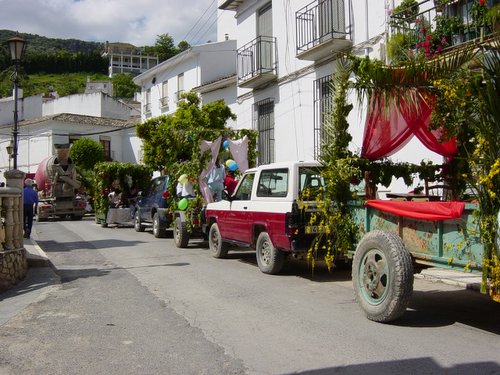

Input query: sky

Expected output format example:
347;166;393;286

0;0;219;47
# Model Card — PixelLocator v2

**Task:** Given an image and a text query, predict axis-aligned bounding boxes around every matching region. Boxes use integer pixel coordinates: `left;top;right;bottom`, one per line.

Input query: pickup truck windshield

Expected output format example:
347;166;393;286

299;166;324;199
233;173;255;200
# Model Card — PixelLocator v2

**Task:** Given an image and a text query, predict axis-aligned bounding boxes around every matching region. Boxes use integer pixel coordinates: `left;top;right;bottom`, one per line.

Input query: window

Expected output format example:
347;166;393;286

254;98;275;165
176;73;185;101
299;166;324;199
313;75;333;160
100;137;111;161
257;168;288;197
144;88;151;114
233;173;255;201
257;3;273;70
160;81;169;108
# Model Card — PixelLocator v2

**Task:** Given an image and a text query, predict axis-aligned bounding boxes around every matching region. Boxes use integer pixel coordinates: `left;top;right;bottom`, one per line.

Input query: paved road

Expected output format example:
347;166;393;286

1;217;500;375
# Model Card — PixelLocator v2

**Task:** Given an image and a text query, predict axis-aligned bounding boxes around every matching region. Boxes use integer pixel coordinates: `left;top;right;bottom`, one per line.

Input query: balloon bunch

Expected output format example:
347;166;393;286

225;159;238;172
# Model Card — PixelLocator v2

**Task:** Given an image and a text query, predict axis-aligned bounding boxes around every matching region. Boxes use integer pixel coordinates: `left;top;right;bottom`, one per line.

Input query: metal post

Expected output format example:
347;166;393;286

12;68;19;170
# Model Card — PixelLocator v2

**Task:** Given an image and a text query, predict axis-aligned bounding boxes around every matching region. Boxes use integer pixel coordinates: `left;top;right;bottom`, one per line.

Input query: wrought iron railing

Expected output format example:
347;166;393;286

390;0;497;57
237;36;277;85
296;0;350;55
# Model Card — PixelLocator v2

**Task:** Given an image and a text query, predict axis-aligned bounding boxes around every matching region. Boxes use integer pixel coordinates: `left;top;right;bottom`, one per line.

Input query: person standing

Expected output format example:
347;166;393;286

207;159;226;201
23;178;39;239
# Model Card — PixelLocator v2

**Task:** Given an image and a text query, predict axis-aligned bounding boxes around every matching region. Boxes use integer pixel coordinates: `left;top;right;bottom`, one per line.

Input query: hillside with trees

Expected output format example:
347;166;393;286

0;30;189;99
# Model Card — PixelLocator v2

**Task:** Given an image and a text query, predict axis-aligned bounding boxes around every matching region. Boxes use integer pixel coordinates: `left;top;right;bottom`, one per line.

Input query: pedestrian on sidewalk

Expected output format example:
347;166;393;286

23;178;39;239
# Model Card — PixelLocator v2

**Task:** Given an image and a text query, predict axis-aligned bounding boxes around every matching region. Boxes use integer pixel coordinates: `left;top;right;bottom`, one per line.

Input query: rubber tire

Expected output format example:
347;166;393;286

255;232;285;274
71;215;83;221
152;212;167;238
209;223;229;258
134;211;145;232
174;217;189;248
35;214;47;222
352;230;414;323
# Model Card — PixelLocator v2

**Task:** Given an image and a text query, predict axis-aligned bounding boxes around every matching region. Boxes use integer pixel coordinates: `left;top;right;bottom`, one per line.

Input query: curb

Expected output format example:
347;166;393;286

24;236;51;268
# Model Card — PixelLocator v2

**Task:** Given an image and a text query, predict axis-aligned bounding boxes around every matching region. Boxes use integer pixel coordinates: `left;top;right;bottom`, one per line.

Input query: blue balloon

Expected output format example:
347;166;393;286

229;161;238;171
223;140;229;149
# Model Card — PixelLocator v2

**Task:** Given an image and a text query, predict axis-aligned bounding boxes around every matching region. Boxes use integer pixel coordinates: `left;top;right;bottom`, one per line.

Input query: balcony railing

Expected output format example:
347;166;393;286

389;0;497;60
175;90;185;102
296;0;352;60
159;96;169;110
237;36;278;88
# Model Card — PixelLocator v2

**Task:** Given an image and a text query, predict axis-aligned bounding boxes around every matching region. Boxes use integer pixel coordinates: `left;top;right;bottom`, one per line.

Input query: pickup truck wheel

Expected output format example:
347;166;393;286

174;217;189;248
256;232;284;274
134;211;145;232
209;223;228;258
152;213;167;238
352;230;414;323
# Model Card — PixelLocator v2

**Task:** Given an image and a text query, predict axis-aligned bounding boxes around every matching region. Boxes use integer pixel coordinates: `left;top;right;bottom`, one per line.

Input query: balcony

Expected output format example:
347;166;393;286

159;96;169;110
237;36;278;89
296;0;352;61
389;0;498;61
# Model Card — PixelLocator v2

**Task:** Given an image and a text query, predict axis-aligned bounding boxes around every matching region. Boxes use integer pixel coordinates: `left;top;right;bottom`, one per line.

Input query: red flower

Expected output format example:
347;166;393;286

480;0;486;6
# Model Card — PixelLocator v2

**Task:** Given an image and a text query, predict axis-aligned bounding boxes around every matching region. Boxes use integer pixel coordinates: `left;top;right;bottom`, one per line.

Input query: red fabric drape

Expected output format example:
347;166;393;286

361;93;457;160
366;200;465;221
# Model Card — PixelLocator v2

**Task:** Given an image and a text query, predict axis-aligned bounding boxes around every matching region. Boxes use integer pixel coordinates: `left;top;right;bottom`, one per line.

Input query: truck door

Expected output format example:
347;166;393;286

220;172;255;242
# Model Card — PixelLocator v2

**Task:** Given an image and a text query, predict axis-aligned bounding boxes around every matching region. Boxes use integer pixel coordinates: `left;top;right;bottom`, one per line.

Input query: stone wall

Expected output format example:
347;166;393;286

0;249;27;291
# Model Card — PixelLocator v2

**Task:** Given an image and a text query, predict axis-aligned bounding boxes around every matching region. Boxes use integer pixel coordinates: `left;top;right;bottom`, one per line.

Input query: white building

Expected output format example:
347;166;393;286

214;0;446;193
133;39;237;127
103;42;159;78
0;91;141;181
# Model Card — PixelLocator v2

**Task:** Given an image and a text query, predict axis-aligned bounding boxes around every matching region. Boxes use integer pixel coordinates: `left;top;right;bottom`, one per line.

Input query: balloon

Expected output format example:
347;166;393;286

225;159;235;168
223;140;229;149
229;161;238;171
178;198;189;211
178;174;188;184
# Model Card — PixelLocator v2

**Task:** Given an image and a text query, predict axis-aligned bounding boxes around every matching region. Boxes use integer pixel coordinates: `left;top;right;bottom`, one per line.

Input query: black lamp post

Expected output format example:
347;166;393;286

6;33;27;170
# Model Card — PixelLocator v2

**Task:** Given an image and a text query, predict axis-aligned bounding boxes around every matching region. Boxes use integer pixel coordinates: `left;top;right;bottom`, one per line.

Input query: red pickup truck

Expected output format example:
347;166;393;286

204;161;324;274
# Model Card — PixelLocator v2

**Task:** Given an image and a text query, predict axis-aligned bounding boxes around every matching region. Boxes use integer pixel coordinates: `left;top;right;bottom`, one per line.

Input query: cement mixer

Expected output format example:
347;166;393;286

34;144;86;221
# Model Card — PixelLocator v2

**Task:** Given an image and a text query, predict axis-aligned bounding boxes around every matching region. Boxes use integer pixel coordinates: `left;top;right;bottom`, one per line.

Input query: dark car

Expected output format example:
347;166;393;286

133;176;173;238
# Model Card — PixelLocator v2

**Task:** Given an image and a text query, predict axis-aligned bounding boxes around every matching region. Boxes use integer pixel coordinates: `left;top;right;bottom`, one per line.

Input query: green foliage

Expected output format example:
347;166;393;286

136;90;258;208
112;73;139;98
142;33;191;62
0;71;109;98
92;161;152;216
69;138;105;170
391;0;419;28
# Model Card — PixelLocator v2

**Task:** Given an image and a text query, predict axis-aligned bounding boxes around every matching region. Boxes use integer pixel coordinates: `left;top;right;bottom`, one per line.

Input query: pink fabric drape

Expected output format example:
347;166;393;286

361;93;457;160
199;137;222;204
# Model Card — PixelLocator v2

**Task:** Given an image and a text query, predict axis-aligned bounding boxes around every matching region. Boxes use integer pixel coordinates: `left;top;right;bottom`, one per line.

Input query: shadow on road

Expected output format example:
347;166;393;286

287;357;500;375
35;238;147;252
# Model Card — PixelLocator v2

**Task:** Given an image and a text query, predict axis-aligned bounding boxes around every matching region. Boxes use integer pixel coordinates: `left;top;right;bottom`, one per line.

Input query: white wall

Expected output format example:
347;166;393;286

42;92;131;120
0;94;43;126
216;0;443;194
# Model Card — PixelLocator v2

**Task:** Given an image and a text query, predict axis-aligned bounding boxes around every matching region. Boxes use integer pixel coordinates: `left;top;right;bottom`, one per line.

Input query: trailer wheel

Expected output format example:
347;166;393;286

134;211;145;232
209;223;228;258
152;213;167;238
352;230;414;323
174;217;189;248
256;232;284;275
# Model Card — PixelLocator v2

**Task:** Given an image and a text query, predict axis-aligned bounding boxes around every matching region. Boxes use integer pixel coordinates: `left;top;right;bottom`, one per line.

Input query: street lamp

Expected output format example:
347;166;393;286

6;33;27;170
6;141;14;170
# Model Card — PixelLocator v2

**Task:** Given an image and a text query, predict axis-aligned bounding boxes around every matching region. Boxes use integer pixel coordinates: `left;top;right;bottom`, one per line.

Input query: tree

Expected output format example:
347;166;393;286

154;34;177;62
112;73;139;98
136;91;257;190
69;137;105;171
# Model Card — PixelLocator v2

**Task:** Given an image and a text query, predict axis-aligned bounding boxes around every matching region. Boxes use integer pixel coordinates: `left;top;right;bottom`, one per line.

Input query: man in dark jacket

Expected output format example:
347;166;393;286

23;178;39;239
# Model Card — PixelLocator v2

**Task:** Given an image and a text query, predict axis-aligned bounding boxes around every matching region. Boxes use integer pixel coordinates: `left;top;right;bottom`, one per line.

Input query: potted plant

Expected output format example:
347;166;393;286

435;15;465;45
